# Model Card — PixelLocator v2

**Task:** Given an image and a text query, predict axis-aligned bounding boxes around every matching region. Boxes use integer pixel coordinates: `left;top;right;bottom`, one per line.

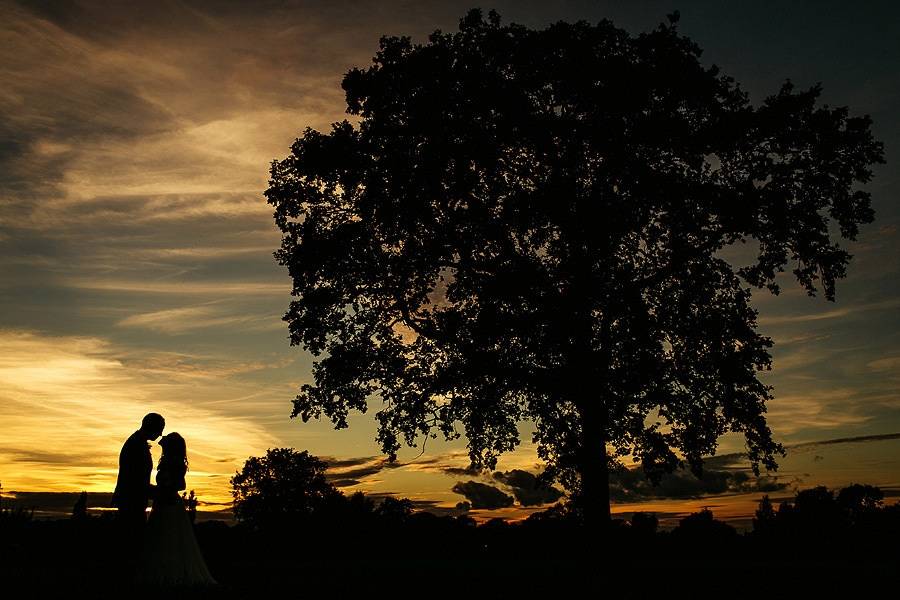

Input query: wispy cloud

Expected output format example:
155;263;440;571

867;356;900;372
766;390;873;434
65;278;289;295
132;244;276;260
17;193;273;231
760;299;900;326
123;350;294;381
118;303;280;334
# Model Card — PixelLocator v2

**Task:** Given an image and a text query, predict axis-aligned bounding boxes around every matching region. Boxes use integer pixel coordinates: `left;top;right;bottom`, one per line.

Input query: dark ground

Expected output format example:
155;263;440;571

2;514;898;598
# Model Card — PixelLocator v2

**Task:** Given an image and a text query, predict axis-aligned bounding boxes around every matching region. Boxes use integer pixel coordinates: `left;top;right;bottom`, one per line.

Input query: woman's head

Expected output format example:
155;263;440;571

158;432;188;472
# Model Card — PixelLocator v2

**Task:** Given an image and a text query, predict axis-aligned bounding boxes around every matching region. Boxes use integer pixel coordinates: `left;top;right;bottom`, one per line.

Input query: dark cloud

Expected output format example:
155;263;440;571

195;499;232;507
0;448;102;465
792;432;900;450
880;487;900;498
328;479;360;488
407;498;460;518
322;454;446;487
451;481;514;510
407;498;442;511
0;9;175;204
2;490;233;521
14;0;212;43
322;455;411;487
322;456;379;469
325;465;381;481
492;470;564;507
394;456;443;467
345;491;460;516
696;432;900;474
357;491;397;501
701;452;748;470
609;465;790;503
442;465;484;477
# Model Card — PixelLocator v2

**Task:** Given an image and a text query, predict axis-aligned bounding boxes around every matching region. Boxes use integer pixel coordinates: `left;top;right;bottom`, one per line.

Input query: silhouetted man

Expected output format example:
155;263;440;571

113;413;165;549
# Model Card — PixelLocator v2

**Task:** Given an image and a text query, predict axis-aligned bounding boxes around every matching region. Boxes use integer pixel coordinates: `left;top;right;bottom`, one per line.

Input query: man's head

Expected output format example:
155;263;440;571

140;413;165;440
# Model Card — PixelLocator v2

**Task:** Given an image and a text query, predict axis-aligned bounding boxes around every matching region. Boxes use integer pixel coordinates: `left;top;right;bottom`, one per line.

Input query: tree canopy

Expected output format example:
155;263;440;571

266;10;884;524
231;448;341;529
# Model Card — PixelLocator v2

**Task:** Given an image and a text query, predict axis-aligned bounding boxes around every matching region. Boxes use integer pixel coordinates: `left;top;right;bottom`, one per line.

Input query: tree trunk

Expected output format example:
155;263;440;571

567;240;611;528
572;300;611;528
579;405;611;529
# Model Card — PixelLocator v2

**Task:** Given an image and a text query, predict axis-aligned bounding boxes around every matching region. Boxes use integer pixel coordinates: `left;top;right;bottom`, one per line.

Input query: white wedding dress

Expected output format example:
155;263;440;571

136;468;216;587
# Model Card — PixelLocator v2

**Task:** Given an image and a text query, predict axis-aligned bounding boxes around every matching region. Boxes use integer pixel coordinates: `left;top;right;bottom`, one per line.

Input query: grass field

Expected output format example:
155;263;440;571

2;515;897;598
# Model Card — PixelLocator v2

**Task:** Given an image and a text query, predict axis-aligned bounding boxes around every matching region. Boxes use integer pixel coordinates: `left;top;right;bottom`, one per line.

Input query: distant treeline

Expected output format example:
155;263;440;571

6;448;898;552
3;469;899;597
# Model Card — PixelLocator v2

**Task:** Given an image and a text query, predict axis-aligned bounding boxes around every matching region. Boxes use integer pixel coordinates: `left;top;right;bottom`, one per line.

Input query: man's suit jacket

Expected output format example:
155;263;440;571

113;431;152;510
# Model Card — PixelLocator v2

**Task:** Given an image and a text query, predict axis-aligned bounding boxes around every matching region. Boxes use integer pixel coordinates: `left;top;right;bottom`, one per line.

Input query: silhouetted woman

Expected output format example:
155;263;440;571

137;432;216;587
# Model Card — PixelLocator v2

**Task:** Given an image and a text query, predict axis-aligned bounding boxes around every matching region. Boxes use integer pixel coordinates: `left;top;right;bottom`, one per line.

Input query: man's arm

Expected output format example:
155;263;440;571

113;437;145;504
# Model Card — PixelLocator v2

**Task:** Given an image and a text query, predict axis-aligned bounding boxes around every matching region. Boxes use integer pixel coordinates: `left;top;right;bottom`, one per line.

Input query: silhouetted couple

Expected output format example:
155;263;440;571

112;413;215;587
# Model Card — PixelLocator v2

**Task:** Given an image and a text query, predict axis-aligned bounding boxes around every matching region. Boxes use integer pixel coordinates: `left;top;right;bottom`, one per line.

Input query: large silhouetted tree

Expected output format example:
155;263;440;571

266;10;884;526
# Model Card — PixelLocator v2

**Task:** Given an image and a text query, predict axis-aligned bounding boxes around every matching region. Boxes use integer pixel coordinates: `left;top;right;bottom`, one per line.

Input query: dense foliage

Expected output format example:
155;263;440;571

230;448;342;529
267;9;884;522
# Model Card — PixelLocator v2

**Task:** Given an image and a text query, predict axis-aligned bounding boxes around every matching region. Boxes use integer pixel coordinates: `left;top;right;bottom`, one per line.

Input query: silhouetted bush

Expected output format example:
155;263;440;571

0;482;34;527
630;511;659;535
672;508;737;543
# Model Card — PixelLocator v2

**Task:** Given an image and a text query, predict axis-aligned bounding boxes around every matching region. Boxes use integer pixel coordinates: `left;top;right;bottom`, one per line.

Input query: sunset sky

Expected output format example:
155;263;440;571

1;0;898;525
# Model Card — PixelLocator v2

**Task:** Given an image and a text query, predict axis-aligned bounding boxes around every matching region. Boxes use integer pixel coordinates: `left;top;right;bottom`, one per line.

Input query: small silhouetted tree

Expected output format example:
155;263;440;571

837;483;883;526
837;484;883;513
375;496;414;523
794;486;840;521
231;448;342;530
71;491;88;521
753;494;777;534
347;490;376;516
267;9;884;526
